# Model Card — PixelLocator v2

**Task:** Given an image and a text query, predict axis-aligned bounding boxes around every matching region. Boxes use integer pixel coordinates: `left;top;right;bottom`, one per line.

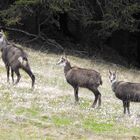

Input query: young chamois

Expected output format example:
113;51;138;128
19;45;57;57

0;30;35;88
109;70;140;114
57;56;102;108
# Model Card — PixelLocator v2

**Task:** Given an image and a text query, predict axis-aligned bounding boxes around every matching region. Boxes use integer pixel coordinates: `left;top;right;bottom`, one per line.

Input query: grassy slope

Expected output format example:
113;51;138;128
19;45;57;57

0;45;140;140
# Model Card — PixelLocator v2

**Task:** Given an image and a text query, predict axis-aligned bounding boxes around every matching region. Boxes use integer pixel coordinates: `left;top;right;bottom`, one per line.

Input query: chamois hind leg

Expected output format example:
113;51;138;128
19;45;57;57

6;65;10;83
91;88;101;108
22;65;35;88
98;92;102;107
74;86;79;102
14;68;21;85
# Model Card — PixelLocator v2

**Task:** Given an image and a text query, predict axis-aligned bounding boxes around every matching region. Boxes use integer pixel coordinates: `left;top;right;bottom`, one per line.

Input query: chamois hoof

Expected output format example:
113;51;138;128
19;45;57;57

96;106;101;109
74;101;80;105
31;86;35;91
91;105;96;108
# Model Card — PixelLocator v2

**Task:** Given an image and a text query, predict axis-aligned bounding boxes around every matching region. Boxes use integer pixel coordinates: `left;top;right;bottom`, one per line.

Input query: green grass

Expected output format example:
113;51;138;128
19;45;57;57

130;127;140;136
16;107;39;116
52;116;72;127
0;45;140;139
79;98;91;109
83;119;114;133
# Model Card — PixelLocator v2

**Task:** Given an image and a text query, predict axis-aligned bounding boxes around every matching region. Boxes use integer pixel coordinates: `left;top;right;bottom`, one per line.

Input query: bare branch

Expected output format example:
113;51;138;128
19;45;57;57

0;26;38;38
24;37;40;43
96;0;105;16
0;26;64;50
40;15;51;26
44;39;64;50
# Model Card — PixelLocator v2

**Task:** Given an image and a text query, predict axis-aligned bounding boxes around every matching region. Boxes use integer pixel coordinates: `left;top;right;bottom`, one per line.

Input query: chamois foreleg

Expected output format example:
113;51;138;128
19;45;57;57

126;101;130;114
11;68;14;83
6;65;10;83
74;86;79;102
123;101;127;114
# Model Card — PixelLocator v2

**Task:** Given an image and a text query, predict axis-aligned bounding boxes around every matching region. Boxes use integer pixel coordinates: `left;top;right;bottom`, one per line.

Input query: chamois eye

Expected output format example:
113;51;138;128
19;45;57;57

61;58;65;62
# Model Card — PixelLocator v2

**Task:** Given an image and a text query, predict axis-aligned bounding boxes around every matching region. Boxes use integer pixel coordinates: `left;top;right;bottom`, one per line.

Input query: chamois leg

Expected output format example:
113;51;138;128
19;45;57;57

126;101;130;115
22;65;35;88
11;69;14;83
92;95;98;108
98;93;102;107
123;101;127;114
14;68;21;85
74;87;79;102
91;89;101;108
6;65;10;83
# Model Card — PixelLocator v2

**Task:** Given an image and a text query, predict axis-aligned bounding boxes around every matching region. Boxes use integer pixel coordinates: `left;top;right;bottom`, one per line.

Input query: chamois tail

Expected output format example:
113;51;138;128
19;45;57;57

18;56;28;66
100;78;103;85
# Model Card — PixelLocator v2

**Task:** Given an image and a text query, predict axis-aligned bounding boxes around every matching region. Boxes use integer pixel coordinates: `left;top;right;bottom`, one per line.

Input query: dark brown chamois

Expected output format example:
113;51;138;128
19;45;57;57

0;30;35;88
57;56;102;108
109;70;140;114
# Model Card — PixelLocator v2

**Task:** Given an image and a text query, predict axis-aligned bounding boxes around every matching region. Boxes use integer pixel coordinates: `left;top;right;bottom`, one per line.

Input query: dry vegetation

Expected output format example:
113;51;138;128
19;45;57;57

0;44;140;140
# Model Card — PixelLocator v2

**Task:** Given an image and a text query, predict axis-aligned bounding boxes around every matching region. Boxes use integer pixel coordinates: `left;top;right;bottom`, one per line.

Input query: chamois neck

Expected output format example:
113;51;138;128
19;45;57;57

111;81;117;92
64;61;72;75
0;37;8;50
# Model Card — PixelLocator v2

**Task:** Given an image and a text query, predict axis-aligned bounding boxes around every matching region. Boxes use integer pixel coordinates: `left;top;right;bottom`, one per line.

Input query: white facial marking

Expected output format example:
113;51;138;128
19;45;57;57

0;32;7;48
0;35;4;43
109;71;117;84
57;57;67;67
59;62;66;67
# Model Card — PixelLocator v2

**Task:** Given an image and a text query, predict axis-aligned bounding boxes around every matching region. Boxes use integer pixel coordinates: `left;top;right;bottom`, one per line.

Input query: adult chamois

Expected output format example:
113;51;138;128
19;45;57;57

57;56;102;108
0;30;35;88
109;70;140;114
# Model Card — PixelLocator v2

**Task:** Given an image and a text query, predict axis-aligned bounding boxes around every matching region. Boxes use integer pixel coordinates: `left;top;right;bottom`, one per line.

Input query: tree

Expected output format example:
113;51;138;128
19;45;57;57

0;0;140;52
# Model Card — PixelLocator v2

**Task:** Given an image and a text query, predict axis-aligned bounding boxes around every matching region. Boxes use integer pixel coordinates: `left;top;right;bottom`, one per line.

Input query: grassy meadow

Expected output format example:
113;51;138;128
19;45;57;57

0;45;140;140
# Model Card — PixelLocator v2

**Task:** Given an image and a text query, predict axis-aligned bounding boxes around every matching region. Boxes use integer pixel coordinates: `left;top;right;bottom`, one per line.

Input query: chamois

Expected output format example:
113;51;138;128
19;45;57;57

57;56;102;108
0;30;35;88
109;70;140;114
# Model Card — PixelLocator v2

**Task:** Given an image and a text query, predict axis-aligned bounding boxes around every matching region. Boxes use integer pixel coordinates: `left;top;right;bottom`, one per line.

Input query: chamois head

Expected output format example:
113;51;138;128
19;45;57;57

0;30;4;41
0;30;7;48
109;70;117;84
57;56;68;67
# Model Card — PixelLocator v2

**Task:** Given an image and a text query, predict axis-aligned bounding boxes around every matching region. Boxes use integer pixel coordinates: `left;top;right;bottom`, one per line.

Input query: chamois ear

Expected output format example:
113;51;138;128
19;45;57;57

65;55;67;59
1;29;4;33
63;52;67;59
114;69;117;75
109;69;112;74
1;30;6;38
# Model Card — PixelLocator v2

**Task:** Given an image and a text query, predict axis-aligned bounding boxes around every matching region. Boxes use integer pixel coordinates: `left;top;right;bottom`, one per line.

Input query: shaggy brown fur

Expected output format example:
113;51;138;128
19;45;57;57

0;30;35;88
57;56;102;107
